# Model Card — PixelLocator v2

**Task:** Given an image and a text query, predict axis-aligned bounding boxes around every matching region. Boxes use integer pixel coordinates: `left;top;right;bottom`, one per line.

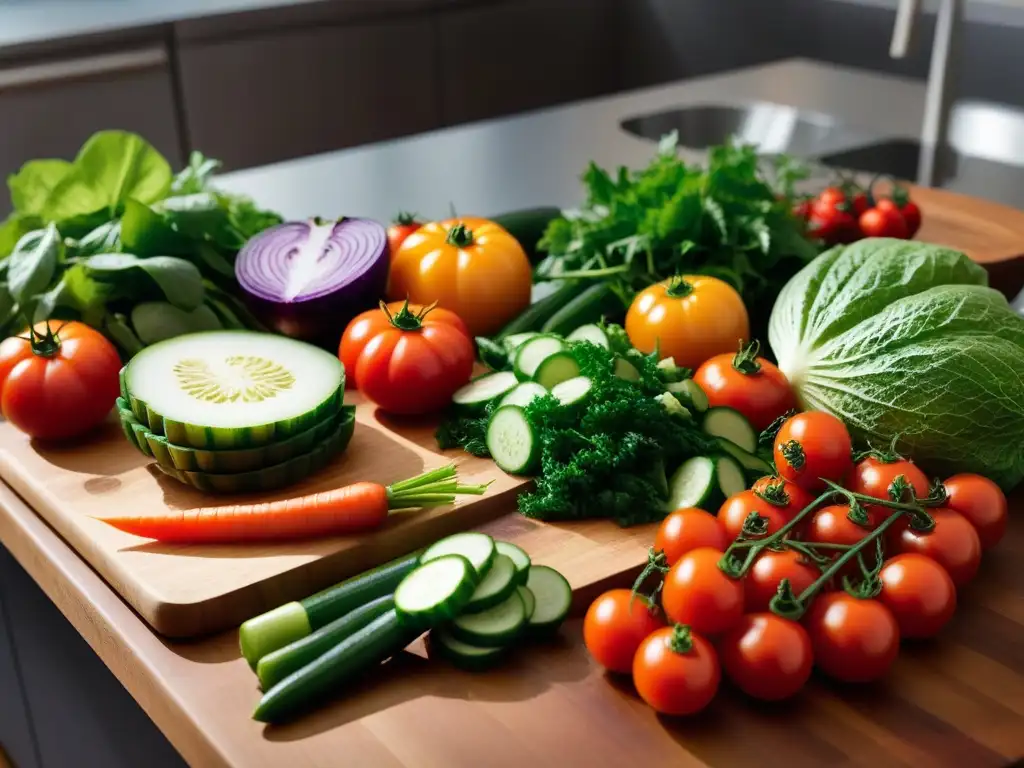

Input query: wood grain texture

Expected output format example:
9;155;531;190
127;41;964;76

0;392;528;639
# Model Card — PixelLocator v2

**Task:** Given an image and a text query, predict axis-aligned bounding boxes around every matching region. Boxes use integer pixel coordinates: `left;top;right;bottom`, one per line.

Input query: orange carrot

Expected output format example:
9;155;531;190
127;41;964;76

95;465;488;543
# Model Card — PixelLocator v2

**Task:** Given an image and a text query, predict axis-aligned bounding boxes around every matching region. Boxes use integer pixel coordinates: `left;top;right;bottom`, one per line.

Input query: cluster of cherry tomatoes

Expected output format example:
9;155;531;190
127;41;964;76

795;182;922;247
583;409;1008;717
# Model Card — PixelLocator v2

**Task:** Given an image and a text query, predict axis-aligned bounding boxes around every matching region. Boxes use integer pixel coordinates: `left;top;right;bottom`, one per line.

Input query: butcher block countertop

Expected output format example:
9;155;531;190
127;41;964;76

2;67;1024;767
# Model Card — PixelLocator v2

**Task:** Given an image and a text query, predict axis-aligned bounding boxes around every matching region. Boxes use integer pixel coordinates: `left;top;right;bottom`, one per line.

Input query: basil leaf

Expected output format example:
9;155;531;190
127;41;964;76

170;151;221;195
0;213;44;260
84;253;204;311
121;198;189;257
7;223;61;305
0;282;13;324
8;159;73;215
69;220;123;258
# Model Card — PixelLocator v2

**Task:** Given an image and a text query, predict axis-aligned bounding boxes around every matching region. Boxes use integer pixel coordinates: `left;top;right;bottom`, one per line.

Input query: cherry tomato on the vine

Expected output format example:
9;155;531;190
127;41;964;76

877;554;956;639
661;547;744;636
858;201;909;239
805;504;876;580
774;411;853;492
633;625;720;716
850;191;871;217
718;490;791;542
892;507;981;588
848;455;930;525
693;341;796;432
804;593;900;683
386;212;423;257
808;188;860;245
654;507;729;566
751;475;816;524
719;613;814;701
583;589;666;674
897;199;922;237
942;473;1008;550
744;548;820;613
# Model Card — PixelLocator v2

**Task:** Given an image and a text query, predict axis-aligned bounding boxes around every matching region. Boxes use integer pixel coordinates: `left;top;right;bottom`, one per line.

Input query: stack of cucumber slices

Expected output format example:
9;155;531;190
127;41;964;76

118;331;353;493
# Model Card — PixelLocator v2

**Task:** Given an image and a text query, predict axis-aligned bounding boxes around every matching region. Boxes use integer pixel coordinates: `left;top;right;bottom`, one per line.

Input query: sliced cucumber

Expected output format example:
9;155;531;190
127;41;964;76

665;456;717;511
463;555;518;614
428;627;508;672
715;455;748;498
452;371;518;414
524;565;571;636
614;357;640;382
502;332;540;354
667;379;709;412
717;437;774;475
517;586;536;620
566;323;609;348
450;590;527;648
121;331;345;449
513;334;566;382
702;406;757;453
486;405;540;475
495;541;531;586
152;412;355;493
394;555;478;628
550;375;593;406
420;532;496;578
533;351;580;389
498;382;548;409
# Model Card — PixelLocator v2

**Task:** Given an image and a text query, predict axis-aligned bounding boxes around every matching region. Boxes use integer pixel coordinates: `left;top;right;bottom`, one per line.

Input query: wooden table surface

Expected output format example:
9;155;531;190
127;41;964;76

1;183;1024;768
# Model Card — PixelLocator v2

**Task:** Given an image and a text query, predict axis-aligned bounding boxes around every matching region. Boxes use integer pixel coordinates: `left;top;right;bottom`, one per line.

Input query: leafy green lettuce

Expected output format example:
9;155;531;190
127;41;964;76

769;237;1024;490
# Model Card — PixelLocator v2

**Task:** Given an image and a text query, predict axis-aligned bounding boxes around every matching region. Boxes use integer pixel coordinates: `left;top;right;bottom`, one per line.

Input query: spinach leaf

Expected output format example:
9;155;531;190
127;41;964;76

8;159;73;215
130;301;221;345
104;312;144;356
170;151;221;195
120;198;189;256
7;224;62;305
0;213;44;260
84;253;204;311
68;220;123;257
0;282;13;324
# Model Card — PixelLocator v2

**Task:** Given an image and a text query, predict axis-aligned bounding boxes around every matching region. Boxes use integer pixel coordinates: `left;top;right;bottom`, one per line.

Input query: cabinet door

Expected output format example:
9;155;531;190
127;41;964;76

177;16;441;171
0;47;183;218
438;0;618;126
0;552;38;768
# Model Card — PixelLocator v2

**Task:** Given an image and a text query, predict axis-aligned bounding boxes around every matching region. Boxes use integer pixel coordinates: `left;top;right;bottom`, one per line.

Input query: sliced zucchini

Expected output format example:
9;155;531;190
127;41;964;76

667;379;709;412
498;382;548;409
495;541;531;586
121;331;345;449
533;351;580;389
152;412;355;493
614;357;640;382
394;554;478;628
715;455;748;498
513;334;566;382
517;586;536;620
450;590;527;648
502;332;540;354
550;375;593;406
665;456;717;511
463;555;518;614
566;323;609;348
702;407;757;453
717;437;774;475
420;532;496;578
486;405;540;475
428;627;508;672
451;371;518;414
120;399;352;474
524;566;571;636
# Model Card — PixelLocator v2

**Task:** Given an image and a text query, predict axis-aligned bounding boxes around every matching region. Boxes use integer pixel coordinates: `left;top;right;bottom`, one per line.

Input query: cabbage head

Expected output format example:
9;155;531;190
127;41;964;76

769;237;1024;491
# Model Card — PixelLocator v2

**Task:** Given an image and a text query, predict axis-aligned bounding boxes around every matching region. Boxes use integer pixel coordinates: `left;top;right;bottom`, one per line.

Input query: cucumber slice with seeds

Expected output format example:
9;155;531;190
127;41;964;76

525;566;571;636
486;405;540;475
450;590;527;647
498;382;548;409
420;532;496;578
452;371;518;414
394;555;477;628
503;332;540;354
665;456;717;511
534;351;580;389
513;334;566;382
121;331;344;449
566;323;609;348
702;407;757;452
495;541;531;585
463;555;518;614
550;375;593;406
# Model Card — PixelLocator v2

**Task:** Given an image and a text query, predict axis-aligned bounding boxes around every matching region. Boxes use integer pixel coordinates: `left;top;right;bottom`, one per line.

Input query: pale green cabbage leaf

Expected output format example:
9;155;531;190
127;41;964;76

769;237;1024;491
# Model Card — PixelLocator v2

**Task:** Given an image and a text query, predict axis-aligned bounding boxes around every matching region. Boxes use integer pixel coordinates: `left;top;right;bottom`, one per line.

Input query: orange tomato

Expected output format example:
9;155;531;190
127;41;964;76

625;275;748;369
388;218;532;336
654;507;729;566
632;625;720;716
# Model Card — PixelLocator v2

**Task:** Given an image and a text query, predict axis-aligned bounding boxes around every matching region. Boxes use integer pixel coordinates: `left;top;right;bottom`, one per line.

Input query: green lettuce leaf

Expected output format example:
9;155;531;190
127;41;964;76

769;237;1024;490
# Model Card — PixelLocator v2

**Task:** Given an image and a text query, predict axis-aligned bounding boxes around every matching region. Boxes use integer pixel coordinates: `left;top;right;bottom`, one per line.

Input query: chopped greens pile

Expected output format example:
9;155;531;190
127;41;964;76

437;328;716;526
0;131;282;354
535;133;818;327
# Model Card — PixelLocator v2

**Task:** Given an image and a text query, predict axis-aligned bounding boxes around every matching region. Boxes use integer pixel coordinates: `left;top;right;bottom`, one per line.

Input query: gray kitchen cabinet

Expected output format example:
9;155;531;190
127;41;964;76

0;560;38;768
176;14;442;171
0;44;183;217
438;0;618;126
0;547;185;768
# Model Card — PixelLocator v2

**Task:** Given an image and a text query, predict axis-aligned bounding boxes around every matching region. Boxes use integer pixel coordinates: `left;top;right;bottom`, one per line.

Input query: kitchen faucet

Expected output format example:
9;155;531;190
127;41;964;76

890;0;964;186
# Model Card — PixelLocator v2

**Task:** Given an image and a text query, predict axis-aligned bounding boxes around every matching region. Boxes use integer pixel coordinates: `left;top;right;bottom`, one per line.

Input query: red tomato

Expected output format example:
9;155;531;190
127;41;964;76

858;202;909;239
878;554;956;639
661;547;744;636
809;189;859;245
583;589;666;674
793;199;812;221
815;186;848;207
774;412;853;492
633;625;720;716
386;213;423;257
339;301;470;391
654;508;729;566
804;593;900;683
0;321;121;441
805;504;875;581
942;473;1008;550
718;491;790;543
751;475;816;523
850;191;871;216
892;507;981;588
344;302;474;415
693;342;797;431
898;199;922;237
744;548;820;613
719;613;813;701
848;456;931;525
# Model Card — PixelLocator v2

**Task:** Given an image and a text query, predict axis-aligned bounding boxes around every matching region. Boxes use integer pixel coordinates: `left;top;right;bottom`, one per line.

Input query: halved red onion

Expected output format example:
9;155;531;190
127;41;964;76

235;217;389;342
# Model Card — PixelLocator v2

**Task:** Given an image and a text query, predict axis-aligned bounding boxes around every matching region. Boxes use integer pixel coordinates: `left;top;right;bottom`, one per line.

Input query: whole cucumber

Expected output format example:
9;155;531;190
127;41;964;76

495;281;587;339
491;206;561;265
540;283;624;336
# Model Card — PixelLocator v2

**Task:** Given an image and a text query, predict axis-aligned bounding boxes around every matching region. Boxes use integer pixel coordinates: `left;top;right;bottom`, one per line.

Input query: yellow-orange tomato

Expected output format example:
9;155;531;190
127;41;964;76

625;276;748;369
388;218;532;337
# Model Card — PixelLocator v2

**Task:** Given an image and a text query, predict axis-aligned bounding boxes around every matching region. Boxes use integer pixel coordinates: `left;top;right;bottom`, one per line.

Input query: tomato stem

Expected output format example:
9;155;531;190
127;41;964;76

393;211;419;226
758;410;797;449
779;439;805;470
445;222;474;248
753;477;790;508
667;624;694;654
665;276;694;298
25;320;63;359
379;299;437;332
852;434;905;464
731;339;763;375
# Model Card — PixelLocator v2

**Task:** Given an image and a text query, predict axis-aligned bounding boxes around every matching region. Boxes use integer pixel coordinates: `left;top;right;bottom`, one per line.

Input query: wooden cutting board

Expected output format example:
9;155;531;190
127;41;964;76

0;393;528;639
